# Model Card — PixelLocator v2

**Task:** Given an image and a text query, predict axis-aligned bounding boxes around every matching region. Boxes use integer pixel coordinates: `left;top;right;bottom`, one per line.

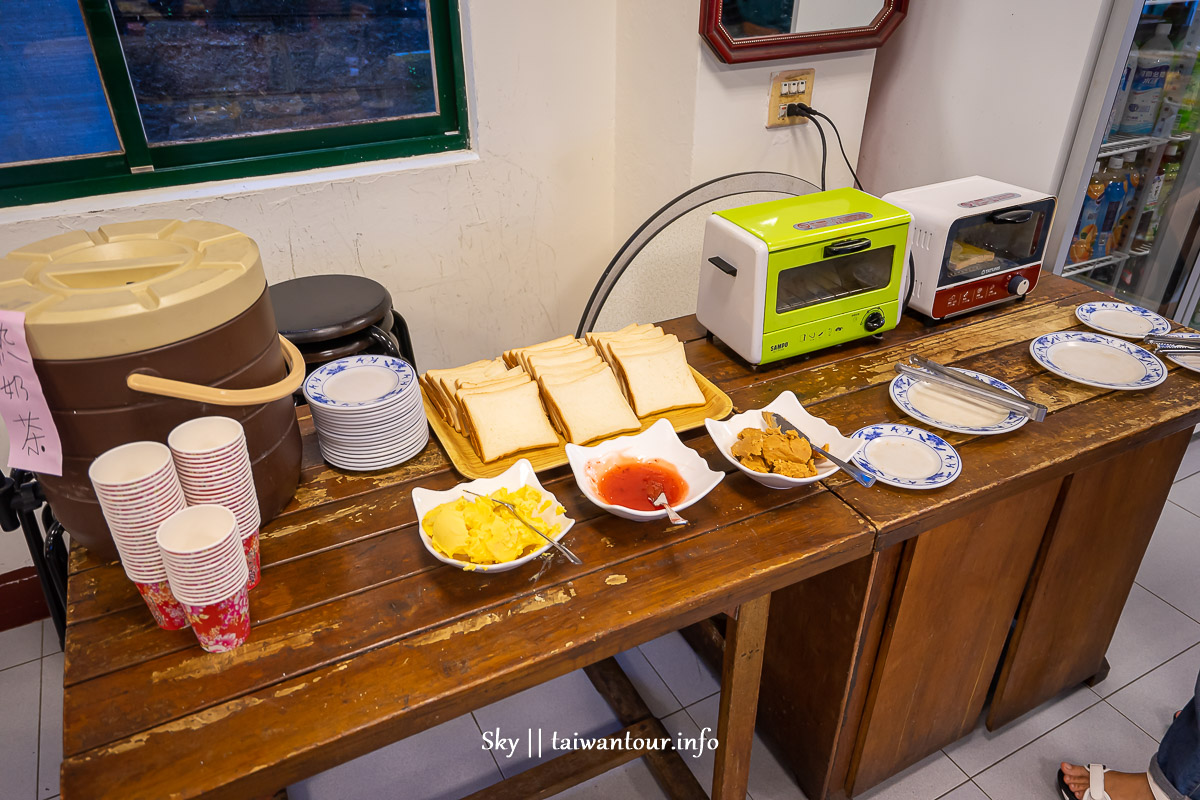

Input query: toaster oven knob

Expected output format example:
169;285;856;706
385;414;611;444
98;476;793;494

864;310;886;332
1008;275;1031;296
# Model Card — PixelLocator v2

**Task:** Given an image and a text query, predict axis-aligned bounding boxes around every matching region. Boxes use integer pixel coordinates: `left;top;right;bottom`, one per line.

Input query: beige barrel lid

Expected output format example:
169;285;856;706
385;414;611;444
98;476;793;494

0;219;266;360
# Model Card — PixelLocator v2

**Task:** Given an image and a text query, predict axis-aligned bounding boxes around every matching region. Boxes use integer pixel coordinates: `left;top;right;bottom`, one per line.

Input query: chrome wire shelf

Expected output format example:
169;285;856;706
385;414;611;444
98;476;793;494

1098;134;1169;159
1062;251;1129;278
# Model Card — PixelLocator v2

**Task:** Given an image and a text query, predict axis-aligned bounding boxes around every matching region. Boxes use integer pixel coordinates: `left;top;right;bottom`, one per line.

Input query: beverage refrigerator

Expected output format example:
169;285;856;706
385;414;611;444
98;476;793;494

1051;0;1200;328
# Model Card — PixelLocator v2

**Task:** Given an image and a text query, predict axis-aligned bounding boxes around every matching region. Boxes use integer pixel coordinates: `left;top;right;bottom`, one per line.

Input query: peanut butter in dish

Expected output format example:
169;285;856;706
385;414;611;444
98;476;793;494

729;413;824;479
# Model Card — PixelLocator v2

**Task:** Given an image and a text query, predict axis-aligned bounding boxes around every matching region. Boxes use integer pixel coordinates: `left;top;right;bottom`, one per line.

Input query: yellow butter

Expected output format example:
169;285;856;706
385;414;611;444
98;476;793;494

424;486;564;565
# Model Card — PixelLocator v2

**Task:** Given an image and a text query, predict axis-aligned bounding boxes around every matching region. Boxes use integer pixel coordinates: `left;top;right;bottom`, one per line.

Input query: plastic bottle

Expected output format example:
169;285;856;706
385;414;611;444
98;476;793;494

1146;144;1185;243
1114;152;1143;249
1093;156;1129;258
1120;24;1176;136
1110;43;1139;138
1069;162;1105;263
1133;156;1168;249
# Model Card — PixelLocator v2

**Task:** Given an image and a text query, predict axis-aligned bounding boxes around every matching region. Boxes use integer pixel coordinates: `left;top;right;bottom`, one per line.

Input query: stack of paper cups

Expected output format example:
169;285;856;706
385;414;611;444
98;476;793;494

88;442;189;630
156;505;251;653
168;417;263;589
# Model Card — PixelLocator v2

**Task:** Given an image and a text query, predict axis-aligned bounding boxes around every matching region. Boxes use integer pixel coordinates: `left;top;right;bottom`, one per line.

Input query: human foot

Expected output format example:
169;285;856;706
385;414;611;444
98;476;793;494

1060;763;1154;800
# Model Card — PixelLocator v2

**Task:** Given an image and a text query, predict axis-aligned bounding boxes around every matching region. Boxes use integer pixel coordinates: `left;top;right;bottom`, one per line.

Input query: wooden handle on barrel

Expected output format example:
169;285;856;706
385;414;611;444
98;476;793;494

126;335;305;406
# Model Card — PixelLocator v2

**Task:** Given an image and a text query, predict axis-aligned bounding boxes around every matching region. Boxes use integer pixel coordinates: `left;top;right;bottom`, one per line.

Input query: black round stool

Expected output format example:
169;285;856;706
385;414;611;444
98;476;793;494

270;275;417;376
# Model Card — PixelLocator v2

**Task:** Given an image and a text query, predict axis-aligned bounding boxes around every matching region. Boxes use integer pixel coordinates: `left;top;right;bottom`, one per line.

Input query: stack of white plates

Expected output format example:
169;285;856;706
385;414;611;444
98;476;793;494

303;355;429;471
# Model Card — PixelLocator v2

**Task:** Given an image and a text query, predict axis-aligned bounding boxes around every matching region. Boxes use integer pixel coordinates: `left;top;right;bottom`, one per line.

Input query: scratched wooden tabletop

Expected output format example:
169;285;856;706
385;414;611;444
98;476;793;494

59;274;1200;799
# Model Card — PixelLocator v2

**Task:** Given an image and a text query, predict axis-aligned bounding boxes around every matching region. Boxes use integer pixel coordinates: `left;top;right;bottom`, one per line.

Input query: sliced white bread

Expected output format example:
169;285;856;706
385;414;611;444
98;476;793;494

422;359;503;423
527;348;601;379
613;341;704;417
460;380;560;463
540;366;641;444
451;373;532;433
504;335;582;368
516;342;587;373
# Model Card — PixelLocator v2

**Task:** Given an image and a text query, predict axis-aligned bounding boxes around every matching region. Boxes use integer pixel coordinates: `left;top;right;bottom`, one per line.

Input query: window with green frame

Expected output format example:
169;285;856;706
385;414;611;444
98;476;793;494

0;0;467;208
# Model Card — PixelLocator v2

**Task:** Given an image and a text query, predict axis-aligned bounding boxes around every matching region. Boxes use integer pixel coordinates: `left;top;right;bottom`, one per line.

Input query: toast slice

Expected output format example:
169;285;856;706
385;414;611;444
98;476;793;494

451;373;532;433
422;359;503;423
540;366;641;444
613;341;705;417
460;380;560;463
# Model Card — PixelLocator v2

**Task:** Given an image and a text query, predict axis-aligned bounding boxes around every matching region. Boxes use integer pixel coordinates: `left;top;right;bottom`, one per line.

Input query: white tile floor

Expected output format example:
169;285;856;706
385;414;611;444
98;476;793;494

6;435;1198;800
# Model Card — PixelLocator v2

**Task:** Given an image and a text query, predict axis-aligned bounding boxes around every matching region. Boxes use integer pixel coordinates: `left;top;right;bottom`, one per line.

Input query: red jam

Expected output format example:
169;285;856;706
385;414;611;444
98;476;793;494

593;457;688;511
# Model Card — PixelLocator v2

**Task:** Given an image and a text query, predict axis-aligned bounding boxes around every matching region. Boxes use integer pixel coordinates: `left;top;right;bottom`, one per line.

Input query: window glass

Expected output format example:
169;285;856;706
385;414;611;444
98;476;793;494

776;246;894;314
0;0;122;166
109;0;439;144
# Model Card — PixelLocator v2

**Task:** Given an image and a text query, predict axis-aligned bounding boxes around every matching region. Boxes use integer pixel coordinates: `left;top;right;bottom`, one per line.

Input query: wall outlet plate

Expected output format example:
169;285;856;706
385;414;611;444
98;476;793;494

766;68;815;129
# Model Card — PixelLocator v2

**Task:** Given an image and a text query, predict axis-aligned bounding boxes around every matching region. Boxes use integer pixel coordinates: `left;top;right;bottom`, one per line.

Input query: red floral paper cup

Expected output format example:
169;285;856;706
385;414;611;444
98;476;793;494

183;586;250;653
241;530;261;590
133;580;190;631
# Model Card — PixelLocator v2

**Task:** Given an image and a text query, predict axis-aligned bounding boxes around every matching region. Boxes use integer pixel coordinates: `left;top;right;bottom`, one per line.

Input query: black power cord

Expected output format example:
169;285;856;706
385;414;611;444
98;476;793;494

785;102;863;191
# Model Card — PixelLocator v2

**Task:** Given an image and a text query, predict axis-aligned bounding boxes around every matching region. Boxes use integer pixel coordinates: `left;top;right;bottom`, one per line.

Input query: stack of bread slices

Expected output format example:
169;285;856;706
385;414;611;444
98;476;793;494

421;324;706;463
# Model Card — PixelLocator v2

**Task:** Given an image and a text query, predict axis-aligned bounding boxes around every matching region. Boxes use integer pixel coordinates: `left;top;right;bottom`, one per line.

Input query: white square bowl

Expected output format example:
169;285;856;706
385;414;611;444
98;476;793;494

411;459;575;573
704;391;863;490
564;418;725;522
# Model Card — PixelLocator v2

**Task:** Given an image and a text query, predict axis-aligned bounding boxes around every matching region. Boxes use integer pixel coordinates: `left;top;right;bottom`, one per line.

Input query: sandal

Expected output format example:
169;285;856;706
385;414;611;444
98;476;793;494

1057;764;1112;800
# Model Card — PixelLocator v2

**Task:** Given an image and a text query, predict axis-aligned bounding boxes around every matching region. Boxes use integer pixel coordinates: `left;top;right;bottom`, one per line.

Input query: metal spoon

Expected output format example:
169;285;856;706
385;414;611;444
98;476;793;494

462;490;582;565
652;491;688;525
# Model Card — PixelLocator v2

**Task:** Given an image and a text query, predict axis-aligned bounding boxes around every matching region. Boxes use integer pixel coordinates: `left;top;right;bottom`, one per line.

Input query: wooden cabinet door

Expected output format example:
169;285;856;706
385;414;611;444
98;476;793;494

848;479;1062;795
988;430;1192;729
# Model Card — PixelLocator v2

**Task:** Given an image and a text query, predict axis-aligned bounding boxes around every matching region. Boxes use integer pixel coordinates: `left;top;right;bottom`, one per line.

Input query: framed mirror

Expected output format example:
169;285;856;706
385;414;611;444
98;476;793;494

700;0;908;63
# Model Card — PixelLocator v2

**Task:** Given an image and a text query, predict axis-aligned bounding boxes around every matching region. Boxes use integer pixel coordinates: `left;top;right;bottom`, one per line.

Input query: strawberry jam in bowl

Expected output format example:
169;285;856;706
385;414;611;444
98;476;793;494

565;418;723;522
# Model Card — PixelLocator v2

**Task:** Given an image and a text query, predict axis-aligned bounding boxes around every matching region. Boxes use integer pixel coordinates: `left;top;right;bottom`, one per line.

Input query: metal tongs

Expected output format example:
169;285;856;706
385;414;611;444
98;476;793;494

895;355;1047;422
1144;333;1200;353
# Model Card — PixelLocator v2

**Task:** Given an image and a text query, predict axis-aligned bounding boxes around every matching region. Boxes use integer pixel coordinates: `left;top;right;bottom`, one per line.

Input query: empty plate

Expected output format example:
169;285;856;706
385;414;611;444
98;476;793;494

850;424;962;490
889;367;1030;436
1029;331;1167;390
1075;302;1170;338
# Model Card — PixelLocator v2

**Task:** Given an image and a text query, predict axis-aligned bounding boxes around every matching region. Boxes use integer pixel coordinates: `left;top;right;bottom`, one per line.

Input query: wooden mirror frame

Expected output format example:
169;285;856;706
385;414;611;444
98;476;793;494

700;0;909;63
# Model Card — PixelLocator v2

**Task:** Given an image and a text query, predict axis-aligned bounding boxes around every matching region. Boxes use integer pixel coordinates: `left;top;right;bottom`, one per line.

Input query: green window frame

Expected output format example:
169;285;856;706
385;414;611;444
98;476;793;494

0;0;468;208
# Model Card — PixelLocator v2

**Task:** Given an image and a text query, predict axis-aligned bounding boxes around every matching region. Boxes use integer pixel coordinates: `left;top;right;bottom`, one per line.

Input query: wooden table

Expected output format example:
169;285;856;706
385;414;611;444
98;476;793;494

674;274;1200;798
58;274;1200;800
57;343;874;799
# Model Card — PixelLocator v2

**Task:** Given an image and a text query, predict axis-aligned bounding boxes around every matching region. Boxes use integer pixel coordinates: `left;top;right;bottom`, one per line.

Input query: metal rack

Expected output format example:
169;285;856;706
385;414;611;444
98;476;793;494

1097;133;1169;159
1061;251;1129;278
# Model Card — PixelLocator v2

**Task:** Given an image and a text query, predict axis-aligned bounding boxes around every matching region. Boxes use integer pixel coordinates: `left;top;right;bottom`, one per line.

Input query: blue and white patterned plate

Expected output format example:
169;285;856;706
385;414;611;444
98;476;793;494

1075;302;1171;338
850;424;962;490
1157;331;1200;374
303;355;418;410
889;367;1029;436
1029;331;1167;390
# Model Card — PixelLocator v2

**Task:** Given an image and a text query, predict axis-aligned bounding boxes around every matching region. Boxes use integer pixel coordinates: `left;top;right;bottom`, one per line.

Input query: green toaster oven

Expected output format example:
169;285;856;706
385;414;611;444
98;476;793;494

696;187;912;364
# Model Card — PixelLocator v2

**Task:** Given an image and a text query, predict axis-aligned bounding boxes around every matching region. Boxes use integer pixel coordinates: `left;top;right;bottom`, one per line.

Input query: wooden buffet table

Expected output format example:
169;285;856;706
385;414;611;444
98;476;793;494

58;274;1200;800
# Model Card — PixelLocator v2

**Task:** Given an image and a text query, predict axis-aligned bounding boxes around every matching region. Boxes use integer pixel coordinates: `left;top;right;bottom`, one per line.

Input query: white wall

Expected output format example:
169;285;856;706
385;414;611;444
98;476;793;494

858;0;1111;196
0;0;881;571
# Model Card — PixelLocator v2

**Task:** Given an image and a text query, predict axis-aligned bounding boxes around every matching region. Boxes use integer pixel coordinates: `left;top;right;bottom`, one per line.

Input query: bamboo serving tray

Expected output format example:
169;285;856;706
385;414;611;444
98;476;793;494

423;368;733;479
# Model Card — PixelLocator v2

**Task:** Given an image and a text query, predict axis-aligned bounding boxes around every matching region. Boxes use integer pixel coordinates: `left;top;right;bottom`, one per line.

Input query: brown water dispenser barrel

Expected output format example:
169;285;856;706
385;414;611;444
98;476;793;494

0;219;303;559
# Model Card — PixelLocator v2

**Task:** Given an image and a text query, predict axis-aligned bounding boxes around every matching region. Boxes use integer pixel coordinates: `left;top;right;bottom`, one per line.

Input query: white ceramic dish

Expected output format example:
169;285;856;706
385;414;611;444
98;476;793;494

889;368;1030;436
704;391;862;489
1158;332;1200;374
565;418;724;521
411;459;575;573
1029;331;1167;390
1075;301;1171;338
849;424;963;490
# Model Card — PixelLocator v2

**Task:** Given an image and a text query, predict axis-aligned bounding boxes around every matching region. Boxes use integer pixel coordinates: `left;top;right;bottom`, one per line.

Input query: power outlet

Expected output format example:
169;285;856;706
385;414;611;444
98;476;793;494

766;68;815;129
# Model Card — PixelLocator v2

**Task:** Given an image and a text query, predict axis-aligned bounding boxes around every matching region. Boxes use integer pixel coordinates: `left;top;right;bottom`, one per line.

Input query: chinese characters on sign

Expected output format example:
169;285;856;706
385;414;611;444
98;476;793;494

0;310;62;475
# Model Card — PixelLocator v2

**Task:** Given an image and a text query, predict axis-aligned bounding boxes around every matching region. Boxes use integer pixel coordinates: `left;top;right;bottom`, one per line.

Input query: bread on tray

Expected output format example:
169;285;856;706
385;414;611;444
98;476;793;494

422;324;707;464
459;380;559;463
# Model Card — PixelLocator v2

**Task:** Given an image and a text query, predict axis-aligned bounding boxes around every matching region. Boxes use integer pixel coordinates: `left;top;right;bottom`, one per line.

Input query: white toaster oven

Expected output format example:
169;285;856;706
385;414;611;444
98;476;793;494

882;176;1056;321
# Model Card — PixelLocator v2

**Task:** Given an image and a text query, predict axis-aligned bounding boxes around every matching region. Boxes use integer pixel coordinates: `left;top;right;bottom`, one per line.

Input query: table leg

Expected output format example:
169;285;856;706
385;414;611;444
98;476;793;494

713;592;771;800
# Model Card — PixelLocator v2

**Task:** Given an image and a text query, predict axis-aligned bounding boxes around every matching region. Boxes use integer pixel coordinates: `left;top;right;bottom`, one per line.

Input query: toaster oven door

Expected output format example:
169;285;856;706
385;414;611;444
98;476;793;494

939;198;1056;285
765;224;907;333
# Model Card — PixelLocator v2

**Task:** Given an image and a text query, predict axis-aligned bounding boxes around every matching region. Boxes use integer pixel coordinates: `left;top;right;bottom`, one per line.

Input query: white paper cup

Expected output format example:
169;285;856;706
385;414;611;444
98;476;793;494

89;442;175;489
168;417;247;457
